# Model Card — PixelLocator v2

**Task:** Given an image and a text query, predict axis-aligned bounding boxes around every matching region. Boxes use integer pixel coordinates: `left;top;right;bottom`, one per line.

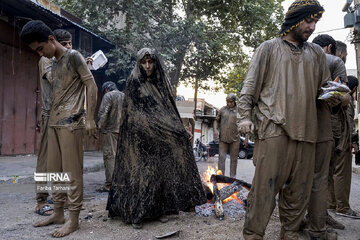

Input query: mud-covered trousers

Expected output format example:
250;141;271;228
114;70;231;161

103;132;118;188
47;127;84;211
308;141;333;238
243;135;315;240
35;114;50;203
328;143;352;213
218;140;239;177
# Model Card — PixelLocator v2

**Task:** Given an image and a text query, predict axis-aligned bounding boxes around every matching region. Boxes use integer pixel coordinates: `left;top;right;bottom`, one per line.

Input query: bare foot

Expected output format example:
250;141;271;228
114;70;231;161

33;212;65;227
51;220;79;238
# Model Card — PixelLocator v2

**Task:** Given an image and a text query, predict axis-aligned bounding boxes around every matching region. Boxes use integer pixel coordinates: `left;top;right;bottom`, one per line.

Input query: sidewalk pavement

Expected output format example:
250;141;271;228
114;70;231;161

0;151;104;182
0;151;359;182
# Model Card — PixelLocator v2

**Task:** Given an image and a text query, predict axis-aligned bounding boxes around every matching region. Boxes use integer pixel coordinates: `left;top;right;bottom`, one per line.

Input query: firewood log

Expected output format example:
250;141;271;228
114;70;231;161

211;177;224;220
210;174;251;189
219;181;243;201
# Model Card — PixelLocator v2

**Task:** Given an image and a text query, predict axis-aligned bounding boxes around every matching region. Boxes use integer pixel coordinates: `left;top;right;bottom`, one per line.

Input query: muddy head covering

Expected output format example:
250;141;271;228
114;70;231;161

226;93;236;103
130;48;175;96
101;81;117;93
106;48;206;224
279;0;324;36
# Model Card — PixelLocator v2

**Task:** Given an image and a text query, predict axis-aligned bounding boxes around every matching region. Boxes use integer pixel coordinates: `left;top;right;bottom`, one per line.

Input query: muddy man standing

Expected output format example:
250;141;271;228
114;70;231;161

214;93;240;177
20;20;98;238
238;1;331;239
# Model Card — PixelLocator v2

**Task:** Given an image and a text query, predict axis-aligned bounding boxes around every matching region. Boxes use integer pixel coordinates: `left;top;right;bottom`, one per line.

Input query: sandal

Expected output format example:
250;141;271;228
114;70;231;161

35;204;53;216
96;185;110;192
335;209;360;219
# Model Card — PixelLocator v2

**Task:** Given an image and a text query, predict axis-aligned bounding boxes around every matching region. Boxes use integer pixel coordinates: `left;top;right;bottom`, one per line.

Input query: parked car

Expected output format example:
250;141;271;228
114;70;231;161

208;136;254;159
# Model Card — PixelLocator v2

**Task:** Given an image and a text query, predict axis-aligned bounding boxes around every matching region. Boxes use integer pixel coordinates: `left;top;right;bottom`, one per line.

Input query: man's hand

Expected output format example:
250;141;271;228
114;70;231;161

340;93;350;108
85;119;97;137
323;95;342;107
86;57;93;65
238;119;254;134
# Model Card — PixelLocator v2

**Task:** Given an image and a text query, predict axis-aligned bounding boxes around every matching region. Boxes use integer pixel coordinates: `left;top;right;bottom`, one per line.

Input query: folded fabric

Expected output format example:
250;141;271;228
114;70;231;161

321;81;350;93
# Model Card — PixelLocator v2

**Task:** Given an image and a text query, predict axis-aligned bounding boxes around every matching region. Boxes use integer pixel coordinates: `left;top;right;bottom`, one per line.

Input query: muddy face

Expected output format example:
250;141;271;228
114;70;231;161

29;37;56;58
140;55;155;77
59;40;72;50
226;100;235;108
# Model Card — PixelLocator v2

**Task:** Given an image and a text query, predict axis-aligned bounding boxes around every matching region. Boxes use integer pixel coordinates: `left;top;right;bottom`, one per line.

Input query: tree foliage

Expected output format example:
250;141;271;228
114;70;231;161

55;0;284;93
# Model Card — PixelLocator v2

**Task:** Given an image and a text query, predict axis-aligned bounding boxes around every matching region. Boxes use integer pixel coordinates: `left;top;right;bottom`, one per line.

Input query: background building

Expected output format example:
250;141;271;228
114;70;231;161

176;97;218;145
0;0;114;155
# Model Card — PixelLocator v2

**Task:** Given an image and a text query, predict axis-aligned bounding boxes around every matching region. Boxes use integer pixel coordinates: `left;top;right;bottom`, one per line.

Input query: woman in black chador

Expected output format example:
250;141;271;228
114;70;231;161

107;48;206;228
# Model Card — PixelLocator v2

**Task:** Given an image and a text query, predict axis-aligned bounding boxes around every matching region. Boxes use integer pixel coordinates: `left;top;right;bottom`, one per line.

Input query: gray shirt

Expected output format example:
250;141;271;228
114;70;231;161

97;90;125;133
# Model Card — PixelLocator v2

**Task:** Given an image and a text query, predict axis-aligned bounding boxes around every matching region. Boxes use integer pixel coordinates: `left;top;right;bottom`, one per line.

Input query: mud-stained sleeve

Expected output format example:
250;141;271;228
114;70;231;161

72;51;95;83
38;57;52;80
238;42;270;121
318;52;332;92
333;57;347;83
97;94;111;129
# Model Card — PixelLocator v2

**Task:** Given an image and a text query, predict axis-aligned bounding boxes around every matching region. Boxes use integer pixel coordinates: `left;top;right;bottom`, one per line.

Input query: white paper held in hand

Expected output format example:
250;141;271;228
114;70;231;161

88;50;108;70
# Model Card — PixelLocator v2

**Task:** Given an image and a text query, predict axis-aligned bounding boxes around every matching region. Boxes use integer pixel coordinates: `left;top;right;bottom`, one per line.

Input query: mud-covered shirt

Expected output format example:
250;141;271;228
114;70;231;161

326;54;348;139
48;49;95;129
38;56;53;116
97;90;125;133
238;38;330;143
316;54;346;143
215;106;239;143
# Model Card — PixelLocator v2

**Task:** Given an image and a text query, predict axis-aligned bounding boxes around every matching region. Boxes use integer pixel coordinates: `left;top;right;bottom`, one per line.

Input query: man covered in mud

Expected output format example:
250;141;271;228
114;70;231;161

214;93;240;177
237;1;331;239
53;29;93;65
335;40;347;64
107;48;206;229
20;20;98;238
96;81;124;192
34;54;53;216
306;34;348;238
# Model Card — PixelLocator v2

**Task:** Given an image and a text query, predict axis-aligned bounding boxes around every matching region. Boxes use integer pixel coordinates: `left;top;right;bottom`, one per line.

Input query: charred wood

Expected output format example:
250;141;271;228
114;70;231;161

211;176;224;220
210;174;251;190
202;182;214;201
219;181;244;201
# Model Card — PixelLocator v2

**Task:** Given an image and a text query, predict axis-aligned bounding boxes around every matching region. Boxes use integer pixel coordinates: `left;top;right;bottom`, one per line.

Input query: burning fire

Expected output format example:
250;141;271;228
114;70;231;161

202;165;222;194
222;192;243;204
202;165;243;204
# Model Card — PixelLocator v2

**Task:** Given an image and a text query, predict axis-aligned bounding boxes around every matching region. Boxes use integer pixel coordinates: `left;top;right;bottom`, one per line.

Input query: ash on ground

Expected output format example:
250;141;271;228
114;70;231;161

195;189;248;218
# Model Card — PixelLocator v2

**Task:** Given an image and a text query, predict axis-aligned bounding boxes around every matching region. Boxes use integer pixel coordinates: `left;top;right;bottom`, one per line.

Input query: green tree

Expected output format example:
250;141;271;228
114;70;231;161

55;0;284;92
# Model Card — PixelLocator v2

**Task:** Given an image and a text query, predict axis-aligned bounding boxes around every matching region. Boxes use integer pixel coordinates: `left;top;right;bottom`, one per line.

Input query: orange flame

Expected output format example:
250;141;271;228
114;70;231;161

202;165;221;193
201;166;244;205
222;192;243;204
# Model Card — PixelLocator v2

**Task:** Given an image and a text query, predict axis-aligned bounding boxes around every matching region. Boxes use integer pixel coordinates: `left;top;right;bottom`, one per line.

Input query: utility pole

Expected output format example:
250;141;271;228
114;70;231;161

344;0;360;130
353;0;360;131
192;78;199;144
